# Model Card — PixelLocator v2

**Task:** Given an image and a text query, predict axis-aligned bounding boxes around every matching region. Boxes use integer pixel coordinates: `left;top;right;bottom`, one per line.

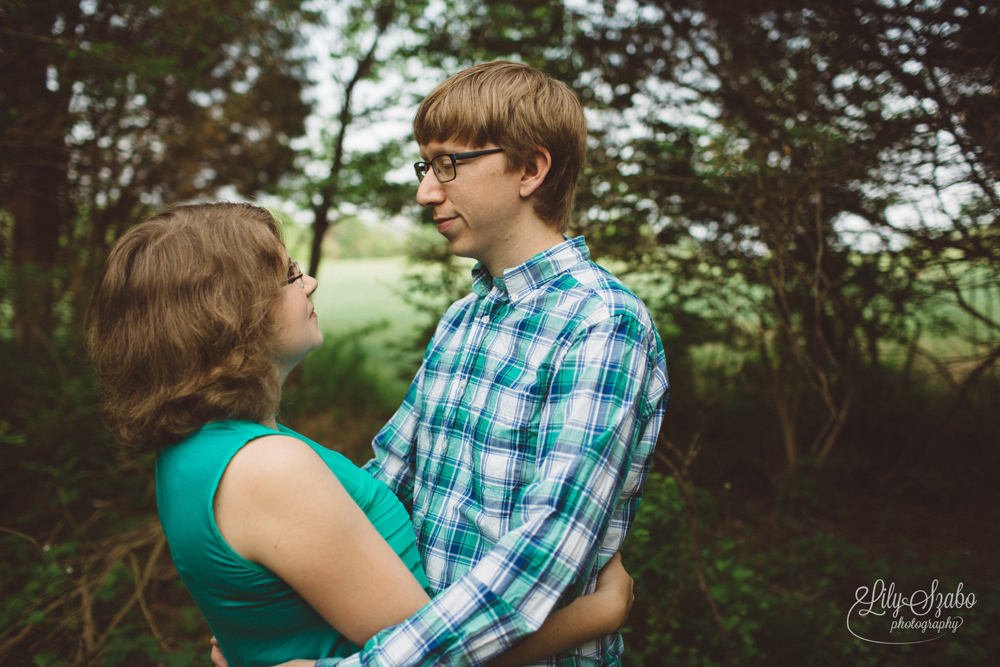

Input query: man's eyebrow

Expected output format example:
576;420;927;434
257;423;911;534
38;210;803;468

427;145;462;158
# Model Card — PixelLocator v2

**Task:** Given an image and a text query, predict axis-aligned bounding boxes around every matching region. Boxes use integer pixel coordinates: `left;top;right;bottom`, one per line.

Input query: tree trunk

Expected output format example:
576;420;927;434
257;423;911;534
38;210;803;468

3;6;71;355
309;202;331;278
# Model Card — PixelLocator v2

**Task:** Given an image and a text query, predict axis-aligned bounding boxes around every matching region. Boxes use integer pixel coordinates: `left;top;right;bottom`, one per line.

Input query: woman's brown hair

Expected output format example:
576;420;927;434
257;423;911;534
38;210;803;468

88;202;287;451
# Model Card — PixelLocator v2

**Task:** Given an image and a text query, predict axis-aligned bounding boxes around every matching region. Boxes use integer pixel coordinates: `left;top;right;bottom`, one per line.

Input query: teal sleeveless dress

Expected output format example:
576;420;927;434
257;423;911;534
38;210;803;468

155;420;429;667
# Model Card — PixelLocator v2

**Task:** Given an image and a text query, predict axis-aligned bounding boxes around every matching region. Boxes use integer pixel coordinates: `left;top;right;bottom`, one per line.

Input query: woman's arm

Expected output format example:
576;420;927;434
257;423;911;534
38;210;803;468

215;434;431;645
213;434;633;666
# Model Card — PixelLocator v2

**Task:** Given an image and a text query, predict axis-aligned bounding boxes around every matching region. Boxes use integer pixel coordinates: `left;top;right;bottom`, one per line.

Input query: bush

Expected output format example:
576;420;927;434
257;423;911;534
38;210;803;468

278;327;410;463
0;338;208;665
621;473;1000;666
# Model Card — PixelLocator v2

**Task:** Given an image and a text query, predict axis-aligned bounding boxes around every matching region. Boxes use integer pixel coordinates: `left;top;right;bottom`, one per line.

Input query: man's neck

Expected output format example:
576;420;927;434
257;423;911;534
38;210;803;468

483;220;565;277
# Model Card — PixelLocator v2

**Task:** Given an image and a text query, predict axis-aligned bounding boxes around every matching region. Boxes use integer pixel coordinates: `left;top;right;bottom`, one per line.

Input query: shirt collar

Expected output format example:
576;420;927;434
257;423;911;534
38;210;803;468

471;236;590;302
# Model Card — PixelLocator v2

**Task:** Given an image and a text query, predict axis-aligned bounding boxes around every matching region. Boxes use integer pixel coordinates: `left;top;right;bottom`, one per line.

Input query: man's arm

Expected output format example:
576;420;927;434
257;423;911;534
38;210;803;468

490;552;634;667
210;554;634;667
321;314;666;667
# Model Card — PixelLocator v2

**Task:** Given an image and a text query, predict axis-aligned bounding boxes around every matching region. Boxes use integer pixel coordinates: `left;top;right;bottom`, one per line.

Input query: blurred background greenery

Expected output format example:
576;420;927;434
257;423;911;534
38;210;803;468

2;0;998;665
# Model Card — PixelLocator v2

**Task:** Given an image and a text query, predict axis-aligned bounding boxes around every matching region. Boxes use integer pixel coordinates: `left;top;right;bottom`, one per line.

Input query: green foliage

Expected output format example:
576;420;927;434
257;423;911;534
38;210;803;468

563;0;1000;469
285;0;435;277
396;226;476;351
0;523;207;666
282;327;403;420
0;331;205;665
0;0;318;355
621;474;1000;667
328;216;408;259
0;339;148;533
278;327;415;463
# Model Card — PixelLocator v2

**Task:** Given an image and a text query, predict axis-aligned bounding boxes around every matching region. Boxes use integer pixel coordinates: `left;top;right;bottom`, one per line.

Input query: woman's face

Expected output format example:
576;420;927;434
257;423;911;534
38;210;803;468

272;249;323;379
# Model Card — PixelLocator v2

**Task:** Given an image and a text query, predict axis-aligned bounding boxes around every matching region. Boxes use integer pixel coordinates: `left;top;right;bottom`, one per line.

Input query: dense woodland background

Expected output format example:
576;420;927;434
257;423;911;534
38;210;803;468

1;1;998;665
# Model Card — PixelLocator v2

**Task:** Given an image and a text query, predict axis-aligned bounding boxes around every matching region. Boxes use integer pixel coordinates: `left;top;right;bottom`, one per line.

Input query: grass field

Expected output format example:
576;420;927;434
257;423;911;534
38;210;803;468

313;255;661;341
312;256;435;341
307;255;471;404
310;254;997;393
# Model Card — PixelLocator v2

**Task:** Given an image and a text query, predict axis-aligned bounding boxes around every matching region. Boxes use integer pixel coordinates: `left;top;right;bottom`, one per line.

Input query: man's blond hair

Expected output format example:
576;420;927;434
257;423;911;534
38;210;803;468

414;61;587;233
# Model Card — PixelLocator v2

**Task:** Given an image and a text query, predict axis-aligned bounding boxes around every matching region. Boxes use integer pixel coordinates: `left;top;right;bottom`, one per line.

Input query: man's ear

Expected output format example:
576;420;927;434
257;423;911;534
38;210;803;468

519;147;552;199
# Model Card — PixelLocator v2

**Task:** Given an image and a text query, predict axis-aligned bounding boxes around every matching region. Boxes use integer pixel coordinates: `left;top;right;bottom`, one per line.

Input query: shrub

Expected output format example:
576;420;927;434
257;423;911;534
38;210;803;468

621;473;1000;666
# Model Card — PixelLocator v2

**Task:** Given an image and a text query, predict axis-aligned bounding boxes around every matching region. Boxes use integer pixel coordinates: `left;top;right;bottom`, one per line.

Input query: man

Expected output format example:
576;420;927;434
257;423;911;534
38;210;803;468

326;60;669;666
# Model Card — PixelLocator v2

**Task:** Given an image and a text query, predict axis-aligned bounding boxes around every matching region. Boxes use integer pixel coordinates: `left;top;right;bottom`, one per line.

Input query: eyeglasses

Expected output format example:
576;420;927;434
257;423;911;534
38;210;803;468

286;260;304;288
413;148;504;184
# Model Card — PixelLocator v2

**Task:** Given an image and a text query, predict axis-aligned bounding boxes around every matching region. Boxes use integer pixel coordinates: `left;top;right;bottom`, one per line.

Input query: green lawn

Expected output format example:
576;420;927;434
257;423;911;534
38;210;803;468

308;256;467;402
313;256;431;341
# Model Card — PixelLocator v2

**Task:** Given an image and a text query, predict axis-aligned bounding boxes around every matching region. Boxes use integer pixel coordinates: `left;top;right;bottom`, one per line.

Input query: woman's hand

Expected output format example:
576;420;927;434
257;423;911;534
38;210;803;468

592;551;634;629
210;637;315;667
210;636;228;667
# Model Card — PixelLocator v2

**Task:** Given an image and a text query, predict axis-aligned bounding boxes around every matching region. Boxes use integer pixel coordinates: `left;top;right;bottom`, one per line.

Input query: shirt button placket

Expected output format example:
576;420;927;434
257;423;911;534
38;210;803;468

461;312;489;395
455;307;488;403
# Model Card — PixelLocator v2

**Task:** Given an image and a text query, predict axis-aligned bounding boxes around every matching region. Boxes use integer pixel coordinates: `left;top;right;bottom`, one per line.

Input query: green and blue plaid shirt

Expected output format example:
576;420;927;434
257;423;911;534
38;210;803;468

325;236;669;666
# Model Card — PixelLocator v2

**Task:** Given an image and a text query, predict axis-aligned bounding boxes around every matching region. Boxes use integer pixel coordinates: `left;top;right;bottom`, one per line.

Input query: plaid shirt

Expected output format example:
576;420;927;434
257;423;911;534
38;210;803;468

320;237;669;667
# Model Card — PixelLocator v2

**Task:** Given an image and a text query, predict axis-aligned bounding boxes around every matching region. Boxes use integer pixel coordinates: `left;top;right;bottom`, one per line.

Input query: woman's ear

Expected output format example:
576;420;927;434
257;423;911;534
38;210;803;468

519;147;552;199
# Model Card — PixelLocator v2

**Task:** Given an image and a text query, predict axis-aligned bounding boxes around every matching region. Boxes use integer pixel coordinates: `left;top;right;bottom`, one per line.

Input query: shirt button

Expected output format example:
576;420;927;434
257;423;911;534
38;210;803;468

480;315;489;324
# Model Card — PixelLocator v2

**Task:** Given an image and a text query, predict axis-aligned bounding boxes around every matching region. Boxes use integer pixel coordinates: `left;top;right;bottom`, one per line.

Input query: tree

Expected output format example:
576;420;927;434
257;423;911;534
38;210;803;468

563;0;999;470
296;0;997;470
277;0;451;279
291;0;583;279
0;0;317;354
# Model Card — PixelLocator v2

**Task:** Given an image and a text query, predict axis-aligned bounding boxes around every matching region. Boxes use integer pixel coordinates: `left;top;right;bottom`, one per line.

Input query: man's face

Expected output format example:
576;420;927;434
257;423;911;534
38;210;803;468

416;139;526;275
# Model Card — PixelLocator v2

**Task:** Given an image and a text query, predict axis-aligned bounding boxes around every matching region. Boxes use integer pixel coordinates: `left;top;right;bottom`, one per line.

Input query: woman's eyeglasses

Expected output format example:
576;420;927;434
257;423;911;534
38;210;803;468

286;261;304;288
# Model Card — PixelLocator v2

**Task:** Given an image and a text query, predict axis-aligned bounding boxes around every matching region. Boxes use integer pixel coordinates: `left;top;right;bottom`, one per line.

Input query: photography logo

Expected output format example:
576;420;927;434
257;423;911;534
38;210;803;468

847;579;976;645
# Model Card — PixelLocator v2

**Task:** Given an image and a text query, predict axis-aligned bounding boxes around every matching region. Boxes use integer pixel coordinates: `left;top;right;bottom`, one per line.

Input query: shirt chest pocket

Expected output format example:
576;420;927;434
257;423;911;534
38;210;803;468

468;374;541;503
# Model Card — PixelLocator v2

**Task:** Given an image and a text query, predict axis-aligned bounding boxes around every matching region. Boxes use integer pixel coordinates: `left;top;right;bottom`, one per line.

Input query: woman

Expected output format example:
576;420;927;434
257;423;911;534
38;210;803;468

88;203;632;667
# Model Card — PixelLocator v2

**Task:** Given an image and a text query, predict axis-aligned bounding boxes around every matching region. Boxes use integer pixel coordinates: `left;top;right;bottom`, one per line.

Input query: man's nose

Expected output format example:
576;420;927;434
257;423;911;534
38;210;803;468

416;171;444;207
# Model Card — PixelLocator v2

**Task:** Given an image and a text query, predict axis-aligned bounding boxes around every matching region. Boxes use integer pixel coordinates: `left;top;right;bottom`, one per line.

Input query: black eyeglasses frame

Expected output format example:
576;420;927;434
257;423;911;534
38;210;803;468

413;148;505;184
